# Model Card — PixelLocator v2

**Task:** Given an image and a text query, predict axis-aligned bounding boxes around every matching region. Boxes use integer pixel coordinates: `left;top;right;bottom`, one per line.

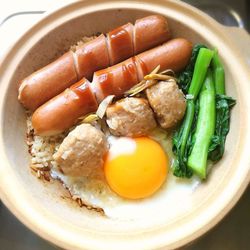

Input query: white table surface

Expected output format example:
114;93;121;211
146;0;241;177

0;1;249;250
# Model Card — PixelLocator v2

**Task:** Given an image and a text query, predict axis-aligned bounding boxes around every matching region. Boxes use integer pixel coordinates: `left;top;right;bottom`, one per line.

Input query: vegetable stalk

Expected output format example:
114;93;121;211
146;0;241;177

208;51;236;161
178;44;207;93
212;51;225;95
187;70;216;179
188;48;215;98
173;48;214;178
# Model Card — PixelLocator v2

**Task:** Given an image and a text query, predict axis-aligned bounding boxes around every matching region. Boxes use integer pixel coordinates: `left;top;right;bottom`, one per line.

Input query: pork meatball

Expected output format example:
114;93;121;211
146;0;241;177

146;80;186;129
106;97;157;137
53;124;108;177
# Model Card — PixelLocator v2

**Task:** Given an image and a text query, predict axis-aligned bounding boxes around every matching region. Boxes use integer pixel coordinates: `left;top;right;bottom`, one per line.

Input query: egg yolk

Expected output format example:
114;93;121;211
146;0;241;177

104;137;168;199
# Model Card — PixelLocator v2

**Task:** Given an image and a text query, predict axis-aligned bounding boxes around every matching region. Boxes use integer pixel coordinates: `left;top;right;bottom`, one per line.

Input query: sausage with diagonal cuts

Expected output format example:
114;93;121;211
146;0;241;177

19;15;170;111
32;38;192;136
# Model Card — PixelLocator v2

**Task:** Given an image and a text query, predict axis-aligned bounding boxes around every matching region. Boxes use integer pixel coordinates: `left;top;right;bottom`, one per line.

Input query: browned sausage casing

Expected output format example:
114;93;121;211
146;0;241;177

18;52;78;111
92;57;139;102
75;34;110;80
107;23;134;65
134;15;170;54
94;38;192;101
19;15;171;111
32;38;192;136
32;78;98;136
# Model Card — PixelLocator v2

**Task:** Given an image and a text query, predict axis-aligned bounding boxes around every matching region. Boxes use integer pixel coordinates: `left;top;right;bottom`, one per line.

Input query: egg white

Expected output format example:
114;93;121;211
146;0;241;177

51;128;201;220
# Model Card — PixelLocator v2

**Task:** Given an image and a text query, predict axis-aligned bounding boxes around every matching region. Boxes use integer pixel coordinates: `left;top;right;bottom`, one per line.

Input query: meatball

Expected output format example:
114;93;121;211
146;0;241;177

146;80;186;129
106;97;157;137
53;124;108;177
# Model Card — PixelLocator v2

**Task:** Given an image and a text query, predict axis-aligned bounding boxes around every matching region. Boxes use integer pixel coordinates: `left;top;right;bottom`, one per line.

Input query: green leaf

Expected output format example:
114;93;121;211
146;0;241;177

172;99;200;178
208;94;236;161
178;44;207;94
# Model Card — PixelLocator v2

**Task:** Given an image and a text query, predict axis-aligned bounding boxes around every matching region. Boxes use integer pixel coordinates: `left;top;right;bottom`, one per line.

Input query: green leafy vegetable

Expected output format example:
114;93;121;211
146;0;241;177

208;95;236;161
173;48;236;179
211;50;225;95
208;51;236;161
178;44;207;93
187;69;216;179
172;100;195;178
173;47;214;178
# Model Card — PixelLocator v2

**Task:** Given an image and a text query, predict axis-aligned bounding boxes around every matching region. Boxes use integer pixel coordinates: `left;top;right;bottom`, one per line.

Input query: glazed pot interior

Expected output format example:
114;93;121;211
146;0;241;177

0;1;249;250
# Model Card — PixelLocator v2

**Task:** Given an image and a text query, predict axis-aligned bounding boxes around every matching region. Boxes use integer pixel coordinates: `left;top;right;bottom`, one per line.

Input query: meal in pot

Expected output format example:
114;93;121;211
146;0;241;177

19;15;236;217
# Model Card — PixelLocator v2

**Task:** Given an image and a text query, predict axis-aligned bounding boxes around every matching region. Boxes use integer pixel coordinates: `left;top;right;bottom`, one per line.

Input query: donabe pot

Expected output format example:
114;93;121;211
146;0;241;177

0;1;250;250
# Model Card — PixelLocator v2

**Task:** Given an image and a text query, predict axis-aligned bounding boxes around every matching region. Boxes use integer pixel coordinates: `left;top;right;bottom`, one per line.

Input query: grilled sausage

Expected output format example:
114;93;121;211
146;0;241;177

134;15;170;54
18;51;78;111
136;38;192;78
74;34;110;80
18;15;170;111
94;38;192;101
106;23;134;65
32;38;192;135
32;78;98;136
92;57;139;102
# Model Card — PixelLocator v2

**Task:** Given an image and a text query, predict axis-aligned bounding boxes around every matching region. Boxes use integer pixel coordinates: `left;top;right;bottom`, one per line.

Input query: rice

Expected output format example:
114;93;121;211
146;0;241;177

70;35;97;52
26;114;64;176
27;35;97;172
25;35;101;208
26;113;105;212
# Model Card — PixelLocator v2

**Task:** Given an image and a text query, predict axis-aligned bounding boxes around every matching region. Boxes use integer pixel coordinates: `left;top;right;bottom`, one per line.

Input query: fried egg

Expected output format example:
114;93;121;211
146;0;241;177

104;137;167;199
51;128;200;220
